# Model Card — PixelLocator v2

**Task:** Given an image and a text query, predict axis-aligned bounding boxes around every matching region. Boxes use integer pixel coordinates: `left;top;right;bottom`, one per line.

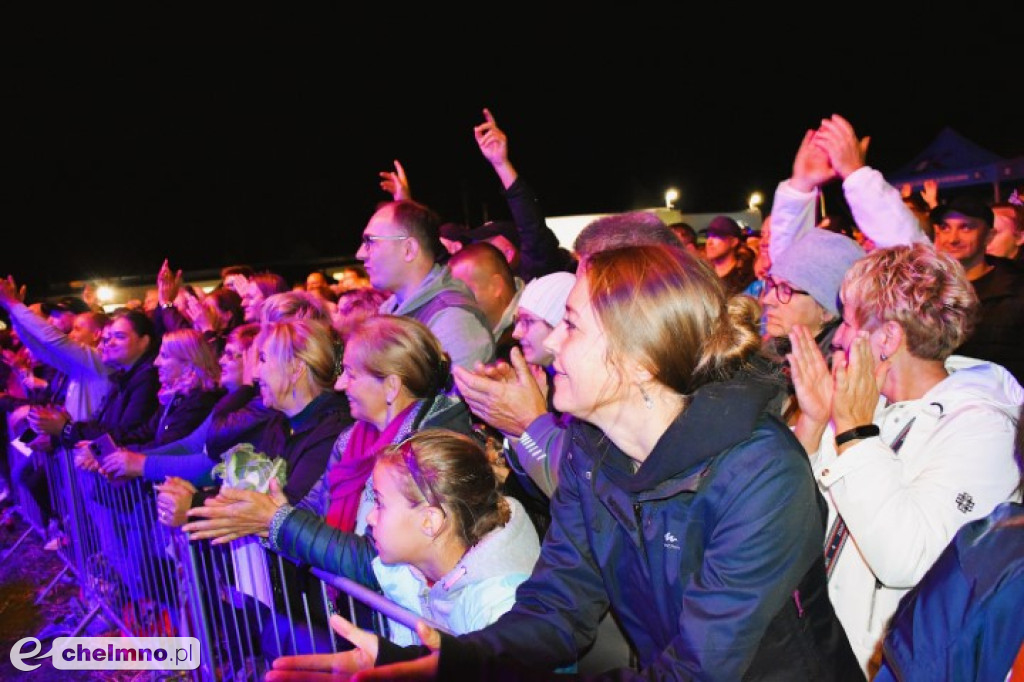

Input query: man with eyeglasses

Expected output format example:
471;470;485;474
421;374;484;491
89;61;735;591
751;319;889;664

356;200;494;371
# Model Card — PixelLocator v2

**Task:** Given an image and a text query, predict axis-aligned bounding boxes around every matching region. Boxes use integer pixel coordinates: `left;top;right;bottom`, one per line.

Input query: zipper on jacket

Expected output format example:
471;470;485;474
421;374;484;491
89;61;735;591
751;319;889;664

633;503;649;564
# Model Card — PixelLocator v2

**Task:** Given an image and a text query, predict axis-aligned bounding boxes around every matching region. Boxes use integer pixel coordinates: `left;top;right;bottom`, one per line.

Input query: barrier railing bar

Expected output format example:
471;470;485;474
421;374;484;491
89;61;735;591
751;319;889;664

310;569;449;635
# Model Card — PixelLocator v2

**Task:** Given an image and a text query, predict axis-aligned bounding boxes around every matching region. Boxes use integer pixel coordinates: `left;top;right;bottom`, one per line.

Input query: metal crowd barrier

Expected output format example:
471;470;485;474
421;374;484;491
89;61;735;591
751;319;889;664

4;438;434;681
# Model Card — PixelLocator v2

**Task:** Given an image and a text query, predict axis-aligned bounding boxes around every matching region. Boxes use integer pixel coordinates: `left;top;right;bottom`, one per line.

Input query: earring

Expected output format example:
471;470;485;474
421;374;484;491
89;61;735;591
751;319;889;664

639;384;654;410
880;353;889;361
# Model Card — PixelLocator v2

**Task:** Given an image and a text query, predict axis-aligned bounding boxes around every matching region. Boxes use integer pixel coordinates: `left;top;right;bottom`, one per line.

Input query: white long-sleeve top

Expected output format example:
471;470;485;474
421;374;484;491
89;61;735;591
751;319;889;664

769;165;927;262
7;301;110;422
810;355;1023;673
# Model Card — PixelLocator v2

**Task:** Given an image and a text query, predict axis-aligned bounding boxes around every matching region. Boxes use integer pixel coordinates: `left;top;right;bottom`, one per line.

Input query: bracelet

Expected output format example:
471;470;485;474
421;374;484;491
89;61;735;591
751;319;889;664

266;504;296;551
61;419;75;442
834;424;880;447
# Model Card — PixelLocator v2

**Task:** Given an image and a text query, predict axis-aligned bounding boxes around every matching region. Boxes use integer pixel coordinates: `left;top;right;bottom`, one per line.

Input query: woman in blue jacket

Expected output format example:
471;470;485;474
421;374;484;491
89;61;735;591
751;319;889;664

269;244;862;680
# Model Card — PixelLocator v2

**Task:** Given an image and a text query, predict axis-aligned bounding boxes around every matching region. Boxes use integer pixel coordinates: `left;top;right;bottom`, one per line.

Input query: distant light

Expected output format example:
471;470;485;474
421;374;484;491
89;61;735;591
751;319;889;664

331;271;346;281
96;285;115;303
665;188;679;209
202;285;215;294
748;192;764;210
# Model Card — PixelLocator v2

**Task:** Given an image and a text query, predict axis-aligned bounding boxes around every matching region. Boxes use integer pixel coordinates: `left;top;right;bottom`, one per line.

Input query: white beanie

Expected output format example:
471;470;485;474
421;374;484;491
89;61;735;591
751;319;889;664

518;272;577;328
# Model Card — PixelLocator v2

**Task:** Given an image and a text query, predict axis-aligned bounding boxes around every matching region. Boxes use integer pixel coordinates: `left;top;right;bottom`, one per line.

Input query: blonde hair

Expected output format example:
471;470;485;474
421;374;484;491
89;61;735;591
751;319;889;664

159;328;220;394
585;245;761;396
256;319;340;392
841;243;979;360
377;429;509;547
345;315;451;398
261;290;332;324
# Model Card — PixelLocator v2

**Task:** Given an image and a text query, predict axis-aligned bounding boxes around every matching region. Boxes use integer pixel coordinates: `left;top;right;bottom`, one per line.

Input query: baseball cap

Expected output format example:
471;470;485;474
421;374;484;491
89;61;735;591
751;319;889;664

929;196;994;228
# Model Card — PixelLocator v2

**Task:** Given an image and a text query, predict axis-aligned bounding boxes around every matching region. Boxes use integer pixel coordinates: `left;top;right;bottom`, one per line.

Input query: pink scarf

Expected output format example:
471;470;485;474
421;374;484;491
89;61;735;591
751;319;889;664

324;401;418;532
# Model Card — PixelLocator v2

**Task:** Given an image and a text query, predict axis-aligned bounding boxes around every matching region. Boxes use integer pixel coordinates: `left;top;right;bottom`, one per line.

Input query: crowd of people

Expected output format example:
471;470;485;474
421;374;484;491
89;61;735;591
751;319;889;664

1;110;1023;680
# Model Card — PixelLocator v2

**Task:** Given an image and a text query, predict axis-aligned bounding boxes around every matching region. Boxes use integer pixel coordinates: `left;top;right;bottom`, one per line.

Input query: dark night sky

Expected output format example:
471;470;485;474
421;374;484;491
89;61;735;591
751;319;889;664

6;9;1022;297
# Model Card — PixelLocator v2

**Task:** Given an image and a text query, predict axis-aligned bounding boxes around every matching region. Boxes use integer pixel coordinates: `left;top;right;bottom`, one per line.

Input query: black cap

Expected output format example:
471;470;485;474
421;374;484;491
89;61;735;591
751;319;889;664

930;196;994;228
466;220;521;249
704;216;743;239
439;222;472;245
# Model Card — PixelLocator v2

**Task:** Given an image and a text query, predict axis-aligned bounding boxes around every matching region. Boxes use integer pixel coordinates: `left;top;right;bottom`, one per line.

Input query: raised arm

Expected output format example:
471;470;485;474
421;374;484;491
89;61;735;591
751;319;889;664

815;114;927;247
474;108;517;190
475;109;574;279
769;129;837;261
0;276;107;380
379;159;413;202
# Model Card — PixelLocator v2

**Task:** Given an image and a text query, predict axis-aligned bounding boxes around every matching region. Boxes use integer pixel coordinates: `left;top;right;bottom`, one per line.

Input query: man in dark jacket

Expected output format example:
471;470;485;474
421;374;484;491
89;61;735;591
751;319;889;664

931;197;1024;384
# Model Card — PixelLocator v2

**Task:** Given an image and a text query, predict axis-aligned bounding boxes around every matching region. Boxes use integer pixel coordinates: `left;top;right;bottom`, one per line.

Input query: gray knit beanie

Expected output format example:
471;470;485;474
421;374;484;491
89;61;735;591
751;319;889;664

770;229;865;317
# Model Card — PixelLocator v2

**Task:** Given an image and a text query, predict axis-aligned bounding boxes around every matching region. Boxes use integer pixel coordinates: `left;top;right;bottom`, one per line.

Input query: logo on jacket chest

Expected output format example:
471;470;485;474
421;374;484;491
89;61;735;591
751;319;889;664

663;531;680;550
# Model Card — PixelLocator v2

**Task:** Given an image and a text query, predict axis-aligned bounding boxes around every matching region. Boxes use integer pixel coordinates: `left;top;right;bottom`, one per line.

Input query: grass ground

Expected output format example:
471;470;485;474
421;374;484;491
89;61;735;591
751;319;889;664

0;504;187;682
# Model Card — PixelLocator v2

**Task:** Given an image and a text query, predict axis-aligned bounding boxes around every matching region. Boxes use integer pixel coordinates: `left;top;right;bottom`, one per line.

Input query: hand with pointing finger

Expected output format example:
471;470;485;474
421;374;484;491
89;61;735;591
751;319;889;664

379;159;412;201
474;108;518;190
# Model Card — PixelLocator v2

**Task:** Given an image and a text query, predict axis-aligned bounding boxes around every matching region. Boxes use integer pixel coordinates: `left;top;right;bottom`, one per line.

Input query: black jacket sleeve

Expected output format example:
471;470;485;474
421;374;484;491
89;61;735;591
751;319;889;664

128;388;225;449
63;364;160;446
504;177;577;281
205;387;278;460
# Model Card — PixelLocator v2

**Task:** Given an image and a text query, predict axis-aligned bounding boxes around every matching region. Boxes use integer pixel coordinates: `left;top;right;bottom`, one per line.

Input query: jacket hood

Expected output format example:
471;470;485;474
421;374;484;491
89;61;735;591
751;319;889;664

930;356;1024;420
370;496;540;637
443;496;540;588
579;372;782;494
373;497;540;589
389;265;475;316
416;393;473;434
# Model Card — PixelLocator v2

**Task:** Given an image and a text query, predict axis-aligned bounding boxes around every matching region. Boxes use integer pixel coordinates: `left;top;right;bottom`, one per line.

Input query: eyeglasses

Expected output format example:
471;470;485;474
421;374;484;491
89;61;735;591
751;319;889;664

513;313;547;331
763;276;811;304
361;234;409;249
